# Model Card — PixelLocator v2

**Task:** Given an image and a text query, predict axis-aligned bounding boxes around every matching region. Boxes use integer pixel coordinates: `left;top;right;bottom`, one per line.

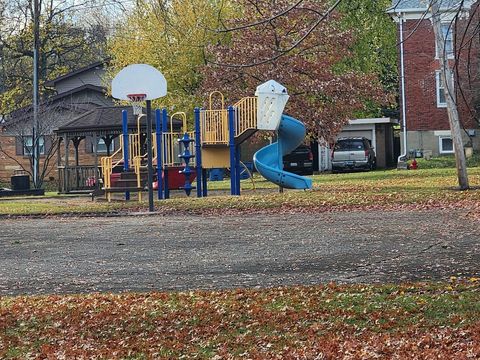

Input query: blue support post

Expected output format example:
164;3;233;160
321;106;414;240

228;106;236;196
122;110;130;201
235;145;241;195
156;109;163;200
162;108;170;199
194;107;202;197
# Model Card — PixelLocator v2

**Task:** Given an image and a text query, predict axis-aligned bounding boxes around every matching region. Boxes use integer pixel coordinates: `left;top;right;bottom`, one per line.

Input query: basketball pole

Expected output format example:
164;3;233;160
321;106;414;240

146;100;154;212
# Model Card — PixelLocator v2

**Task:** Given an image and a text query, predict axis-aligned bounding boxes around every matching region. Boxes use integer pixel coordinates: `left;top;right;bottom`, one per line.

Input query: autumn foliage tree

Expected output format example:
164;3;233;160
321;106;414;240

202;0;389;141
0;0;111;115
108;0;232;116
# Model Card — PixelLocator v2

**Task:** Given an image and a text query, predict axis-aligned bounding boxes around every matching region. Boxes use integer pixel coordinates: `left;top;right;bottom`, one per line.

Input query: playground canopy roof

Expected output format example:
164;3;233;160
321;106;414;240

55;106;182;138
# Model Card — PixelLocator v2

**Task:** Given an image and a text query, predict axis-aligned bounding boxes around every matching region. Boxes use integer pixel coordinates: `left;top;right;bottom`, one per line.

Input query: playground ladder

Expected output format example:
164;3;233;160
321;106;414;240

101;129;156;202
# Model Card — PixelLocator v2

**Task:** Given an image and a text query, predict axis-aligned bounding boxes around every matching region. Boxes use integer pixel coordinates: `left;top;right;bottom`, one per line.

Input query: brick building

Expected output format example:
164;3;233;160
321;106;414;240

388;0;480;157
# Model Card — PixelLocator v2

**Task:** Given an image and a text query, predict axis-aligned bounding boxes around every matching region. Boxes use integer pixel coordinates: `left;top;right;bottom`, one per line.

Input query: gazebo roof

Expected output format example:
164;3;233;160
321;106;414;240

55;106;182;137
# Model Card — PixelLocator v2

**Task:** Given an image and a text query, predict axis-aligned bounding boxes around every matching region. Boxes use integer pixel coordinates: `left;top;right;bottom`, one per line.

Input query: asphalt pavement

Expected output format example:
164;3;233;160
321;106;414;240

0;210;479;295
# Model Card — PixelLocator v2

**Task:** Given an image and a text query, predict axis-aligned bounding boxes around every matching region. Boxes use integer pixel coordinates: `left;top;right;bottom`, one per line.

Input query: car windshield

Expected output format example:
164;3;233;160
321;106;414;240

335;140;364;151
293;146;309;153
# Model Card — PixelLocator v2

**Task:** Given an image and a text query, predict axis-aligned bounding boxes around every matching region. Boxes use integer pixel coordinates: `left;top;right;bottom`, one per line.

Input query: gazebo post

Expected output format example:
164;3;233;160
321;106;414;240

57;136;62;193
73;137;81;190
93;132;99;190
64;135;70;193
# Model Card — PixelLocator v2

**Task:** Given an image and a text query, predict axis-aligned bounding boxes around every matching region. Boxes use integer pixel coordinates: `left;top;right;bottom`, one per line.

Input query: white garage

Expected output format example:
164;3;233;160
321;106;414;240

318;118;398;171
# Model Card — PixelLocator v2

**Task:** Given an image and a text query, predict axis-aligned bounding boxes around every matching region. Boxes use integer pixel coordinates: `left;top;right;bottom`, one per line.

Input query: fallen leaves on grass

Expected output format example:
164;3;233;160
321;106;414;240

1;282;479;358
3;169;480;218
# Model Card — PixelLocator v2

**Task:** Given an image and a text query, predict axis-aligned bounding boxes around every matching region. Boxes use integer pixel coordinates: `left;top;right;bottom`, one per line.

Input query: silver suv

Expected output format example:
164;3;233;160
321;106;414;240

331;137;376;173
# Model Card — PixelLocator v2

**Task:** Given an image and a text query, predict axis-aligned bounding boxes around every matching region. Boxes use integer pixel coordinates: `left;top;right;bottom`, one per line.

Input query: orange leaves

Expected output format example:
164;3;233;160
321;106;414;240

1;282;480;358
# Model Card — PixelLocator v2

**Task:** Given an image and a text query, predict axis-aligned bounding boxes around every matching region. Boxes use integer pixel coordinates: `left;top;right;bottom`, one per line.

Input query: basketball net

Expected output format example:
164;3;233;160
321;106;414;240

127;94;147;116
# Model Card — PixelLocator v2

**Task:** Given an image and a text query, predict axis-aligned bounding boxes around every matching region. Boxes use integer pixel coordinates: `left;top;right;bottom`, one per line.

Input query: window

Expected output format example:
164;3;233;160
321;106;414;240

334;139;366;152
436;23;454;58
96;138;115;153
23;136;44;156
439;136;454;154
436;71;454;108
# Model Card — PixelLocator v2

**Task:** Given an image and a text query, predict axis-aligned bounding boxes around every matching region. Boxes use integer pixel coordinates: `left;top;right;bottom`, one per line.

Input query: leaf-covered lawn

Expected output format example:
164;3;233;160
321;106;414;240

2;168;480;216
1;281;479;358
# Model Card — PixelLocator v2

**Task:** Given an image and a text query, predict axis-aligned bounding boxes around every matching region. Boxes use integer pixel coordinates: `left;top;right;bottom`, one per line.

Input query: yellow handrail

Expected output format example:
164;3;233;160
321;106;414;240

133;156;142;202
100;156;113;201
234;96;257;137
170;112;188;133
209;91;225;110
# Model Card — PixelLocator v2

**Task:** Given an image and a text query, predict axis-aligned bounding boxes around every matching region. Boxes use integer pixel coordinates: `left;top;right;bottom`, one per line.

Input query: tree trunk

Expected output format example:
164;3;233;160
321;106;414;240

430;2;469;190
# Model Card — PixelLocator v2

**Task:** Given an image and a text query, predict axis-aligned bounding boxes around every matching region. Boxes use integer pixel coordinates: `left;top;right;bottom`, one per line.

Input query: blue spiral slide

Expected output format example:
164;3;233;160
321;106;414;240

253;114;312;189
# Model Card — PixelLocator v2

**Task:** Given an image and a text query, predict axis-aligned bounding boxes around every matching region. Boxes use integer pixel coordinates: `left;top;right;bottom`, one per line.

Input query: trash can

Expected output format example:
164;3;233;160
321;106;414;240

11;174;30;190
209;168;224;181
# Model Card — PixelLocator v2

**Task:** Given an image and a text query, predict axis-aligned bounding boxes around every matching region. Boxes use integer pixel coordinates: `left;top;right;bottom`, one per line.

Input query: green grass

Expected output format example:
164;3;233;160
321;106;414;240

1;168;480;216
415;154;480;169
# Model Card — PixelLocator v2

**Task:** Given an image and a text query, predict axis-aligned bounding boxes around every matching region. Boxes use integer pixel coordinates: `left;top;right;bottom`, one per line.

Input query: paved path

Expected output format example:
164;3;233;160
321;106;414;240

1;210;479;295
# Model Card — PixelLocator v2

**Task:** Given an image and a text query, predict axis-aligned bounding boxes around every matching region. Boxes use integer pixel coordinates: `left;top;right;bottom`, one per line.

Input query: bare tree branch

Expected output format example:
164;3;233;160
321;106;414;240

209;0;342;69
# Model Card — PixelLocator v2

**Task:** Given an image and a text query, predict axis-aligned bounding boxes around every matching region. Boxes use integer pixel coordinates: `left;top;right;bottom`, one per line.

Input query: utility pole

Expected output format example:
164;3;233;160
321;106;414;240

430;1;469;190
32;0;40;188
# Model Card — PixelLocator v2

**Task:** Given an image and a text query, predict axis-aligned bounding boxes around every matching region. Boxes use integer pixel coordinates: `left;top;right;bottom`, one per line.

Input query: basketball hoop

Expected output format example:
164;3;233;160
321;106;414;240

127;94;147;115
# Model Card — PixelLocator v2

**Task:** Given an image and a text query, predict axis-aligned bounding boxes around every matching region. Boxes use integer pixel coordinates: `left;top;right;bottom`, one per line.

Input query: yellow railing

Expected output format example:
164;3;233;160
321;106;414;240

133;156;142;202
100;156;112;198
201;91;229;145
234;96;257;137
162;111;195;166
201;110;228;144
100;136;125;201
129;133;142;161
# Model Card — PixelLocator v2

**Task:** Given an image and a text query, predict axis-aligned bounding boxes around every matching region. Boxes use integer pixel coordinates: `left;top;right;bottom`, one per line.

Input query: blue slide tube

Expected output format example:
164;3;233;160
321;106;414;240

253;114;312;189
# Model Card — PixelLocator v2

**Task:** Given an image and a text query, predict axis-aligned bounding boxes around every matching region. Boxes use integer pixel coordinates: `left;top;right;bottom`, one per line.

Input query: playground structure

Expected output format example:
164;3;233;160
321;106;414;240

102;65;312;202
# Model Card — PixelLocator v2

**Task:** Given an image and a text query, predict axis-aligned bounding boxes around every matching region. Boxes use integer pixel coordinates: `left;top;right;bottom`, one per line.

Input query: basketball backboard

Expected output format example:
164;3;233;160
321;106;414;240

111;64;167;100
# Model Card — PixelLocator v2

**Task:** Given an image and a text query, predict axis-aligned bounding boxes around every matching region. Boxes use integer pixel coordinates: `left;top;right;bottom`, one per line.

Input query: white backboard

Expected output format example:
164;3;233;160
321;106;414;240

111;64;167;100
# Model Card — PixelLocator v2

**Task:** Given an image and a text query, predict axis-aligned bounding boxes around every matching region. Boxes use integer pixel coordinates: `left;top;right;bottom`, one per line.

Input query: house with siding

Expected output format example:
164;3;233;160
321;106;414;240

387;0;480;157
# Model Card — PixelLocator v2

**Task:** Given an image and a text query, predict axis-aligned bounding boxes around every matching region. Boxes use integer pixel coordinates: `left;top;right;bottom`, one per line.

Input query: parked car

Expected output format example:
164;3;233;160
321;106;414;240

331;137;376;173
283;144;314;175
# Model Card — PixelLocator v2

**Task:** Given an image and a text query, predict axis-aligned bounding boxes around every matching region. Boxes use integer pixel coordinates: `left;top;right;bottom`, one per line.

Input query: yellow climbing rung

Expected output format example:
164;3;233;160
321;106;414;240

234;96;257;137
